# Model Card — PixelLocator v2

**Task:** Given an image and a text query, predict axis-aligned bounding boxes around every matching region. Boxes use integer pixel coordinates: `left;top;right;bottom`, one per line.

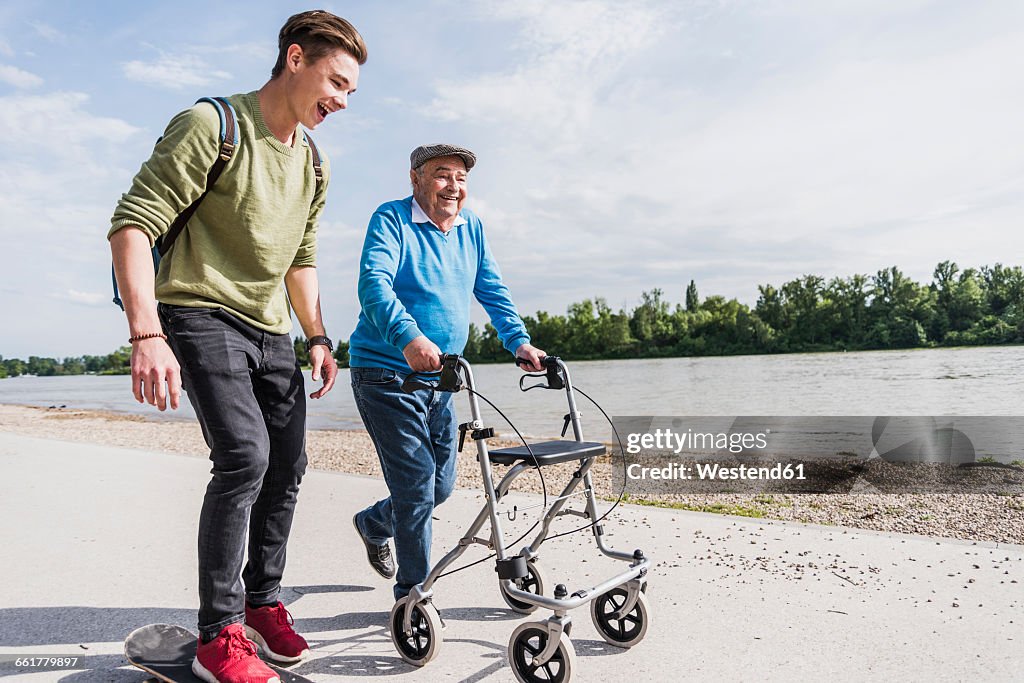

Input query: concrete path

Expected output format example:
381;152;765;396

0;432;1021;682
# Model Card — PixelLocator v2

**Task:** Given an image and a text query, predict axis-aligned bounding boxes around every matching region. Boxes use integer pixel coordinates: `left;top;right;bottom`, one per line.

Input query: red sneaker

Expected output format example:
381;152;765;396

192;623;279;683
245;602;310;663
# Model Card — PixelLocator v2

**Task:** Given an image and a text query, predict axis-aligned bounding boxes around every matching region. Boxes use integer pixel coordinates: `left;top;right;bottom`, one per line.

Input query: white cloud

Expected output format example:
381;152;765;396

425;0;670;136
0;64;42;88
422;0;1024;314
0;88;146;355
0;39;13;58
189;40;276;63
28;21;64;43
122;54;231;90
0;91;140;156
64;289;107;306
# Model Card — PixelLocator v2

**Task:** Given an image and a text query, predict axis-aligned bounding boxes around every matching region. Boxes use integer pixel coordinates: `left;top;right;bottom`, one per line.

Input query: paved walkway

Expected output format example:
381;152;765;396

0;432;1021;682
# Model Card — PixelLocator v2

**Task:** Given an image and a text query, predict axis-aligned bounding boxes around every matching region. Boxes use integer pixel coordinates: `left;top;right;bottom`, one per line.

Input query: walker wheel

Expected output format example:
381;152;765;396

389;596;443;666
508;622;576;683
500;560;546;614
589;587;650;648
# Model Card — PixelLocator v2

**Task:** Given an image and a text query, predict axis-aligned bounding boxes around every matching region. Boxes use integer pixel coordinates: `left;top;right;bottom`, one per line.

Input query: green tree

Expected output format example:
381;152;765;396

630;289;673;349
981;263;1024;318
780;275;826;347
755;284;787;338
689;295;754;352
61;357;86;375
464;323;483;360
593;298;634;356
4;358;26;377
526;310;569;354
868;266;934;348
930;260;959;342
824;274;869;347
334;340;350;368
477;323;507;361
103;346;133;374
293;337;310;367
566;300;600;356
946;268;985;333
685;280;700;312
27;356;58;376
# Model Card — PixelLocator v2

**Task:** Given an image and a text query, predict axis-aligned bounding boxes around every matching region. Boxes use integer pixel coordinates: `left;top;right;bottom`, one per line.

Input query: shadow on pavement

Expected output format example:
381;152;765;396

0;585;379;681
0;587;558;681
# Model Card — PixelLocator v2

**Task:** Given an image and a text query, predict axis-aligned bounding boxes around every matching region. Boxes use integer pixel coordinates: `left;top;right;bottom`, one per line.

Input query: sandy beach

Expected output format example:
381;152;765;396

2;403;1021;545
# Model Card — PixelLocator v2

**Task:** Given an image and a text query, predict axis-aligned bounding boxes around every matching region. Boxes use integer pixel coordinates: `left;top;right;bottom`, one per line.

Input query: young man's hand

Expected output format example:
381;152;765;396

309;345;338;399
515;343;546;372
403;335;443;372
131;338;181;411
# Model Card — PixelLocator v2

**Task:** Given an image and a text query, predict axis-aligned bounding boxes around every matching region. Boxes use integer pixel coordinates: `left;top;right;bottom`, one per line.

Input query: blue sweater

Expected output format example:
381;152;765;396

348;197;531;372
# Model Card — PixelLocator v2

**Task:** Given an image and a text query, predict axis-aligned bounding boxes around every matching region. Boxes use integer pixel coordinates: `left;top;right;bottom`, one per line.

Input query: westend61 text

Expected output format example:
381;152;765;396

627;462;806;481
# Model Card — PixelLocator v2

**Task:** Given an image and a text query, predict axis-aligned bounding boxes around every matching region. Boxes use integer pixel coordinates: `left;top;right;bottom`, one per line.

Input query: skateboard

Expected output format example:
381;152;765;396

124;623;313;683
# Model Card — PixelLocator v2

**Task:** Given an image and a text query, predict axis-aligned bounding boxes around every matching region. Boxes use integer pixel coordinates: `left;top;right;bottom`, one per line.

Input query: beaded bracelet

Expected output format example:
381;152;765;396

128;332;168;343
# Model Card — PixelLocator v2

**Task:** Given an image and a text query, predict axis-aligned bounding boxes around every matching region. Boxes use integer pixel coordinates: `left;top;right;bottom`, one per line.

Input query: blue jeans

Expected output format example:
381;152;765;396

159;304;307;640
350;367;457;600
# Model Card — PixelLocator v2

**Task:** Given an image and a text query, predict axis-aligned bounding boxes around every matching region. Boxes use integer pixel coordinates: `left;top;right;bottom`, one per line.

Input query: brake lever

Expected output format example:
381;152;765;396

546;363;565;390
515;355;565;390
437;353;463;392
519;372;550;392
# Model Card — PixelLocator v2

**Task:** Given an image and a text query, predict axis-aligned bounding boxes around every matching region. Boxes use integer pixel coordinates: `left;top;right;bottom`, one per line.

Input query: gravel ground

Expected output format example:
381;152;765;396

2;404;1021;545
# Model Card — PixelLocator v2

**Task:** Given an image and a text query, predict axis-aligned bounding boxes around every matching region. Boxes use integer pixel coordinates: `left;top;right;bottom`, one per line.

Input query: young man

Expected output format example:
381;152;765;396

108;11;366;683
348;144;545;604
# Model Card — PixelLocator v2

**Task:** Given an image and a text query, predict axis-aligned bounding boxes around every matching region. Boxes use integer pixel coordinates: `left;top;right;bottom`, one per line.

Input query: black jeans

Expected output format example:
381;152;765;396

159;304;307;640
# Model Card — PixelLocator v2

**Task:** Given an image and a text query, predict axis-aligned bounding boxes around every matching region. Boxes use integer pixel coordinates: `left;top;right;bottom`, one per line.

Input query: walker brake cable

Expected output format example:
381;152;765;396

541;385;630;542
436;385;549;578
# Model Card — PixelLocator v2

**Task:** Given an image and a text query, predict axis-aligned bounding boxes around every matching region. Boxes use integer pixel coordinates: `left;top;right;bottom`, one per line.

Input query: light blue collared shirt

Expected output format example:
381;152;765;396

411;197;468;231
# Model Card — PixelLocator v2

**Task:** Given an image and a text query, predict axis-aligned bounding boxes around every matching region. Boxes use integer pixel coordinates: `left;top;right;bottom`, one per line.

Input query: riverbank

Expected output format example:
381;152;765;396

2;404;1021;545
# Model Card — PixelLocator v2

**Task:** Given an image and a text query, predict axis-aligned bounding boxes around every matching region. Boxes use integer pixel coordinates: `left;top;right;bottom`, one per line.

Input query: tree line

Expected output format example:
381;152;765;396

0;343;352;378
2;261;1021;377
463;261;1024;361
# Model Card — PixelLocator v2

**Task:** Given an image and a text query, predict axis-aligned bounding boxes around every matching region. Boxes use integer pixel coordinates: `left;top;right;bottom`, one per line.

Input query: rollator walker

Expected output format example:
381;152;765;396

391;354;651;683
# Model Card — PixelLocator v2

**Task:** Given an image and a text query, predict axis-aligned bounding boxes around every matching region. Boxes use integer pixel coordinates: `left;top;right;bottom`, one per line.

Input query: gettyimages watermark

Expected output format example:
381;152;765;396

611;416;1024;494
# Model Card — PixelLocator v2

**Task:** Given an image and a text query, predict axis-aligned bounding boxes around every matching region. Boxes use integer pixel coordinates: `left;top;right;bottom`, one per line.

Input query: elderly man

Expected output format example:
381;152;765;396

348;144;545;602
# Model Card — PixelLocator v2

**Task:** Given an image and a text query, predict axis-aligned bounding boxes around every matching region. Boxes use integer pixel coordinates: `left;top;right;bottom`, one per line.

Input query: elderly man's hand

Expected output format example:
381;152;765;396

403;335;443;372
515;343;546;372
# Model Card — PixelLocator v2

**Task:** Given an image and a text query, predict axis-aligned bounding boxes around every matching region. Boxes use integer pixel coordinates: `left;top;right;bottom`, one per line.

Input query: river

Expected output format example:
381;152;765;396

1;346;1022;438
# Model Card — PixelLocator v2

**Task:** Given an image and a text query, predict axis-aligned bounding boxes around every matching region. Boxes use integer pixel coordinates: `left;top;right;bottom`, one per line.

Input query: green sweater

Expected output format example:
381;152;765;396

109;91;330;334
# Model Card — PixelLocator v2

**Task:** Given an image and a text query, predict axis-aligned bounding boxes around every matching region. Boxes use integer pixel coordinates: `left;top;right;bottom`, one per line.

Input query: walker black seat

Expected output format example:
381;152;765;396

488;440;605;466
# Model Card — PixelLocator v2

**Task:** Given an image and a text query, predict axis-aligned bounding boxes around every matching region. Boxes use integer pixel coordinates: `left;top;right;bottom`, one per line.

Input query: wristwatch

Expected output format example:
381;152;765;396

305;335;333;353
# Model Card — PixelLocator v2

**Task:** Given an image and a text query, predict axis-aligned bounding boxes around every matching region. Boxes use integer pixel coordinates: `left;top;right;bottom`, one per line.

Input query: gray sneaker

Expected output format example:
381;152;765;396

352;513;396;579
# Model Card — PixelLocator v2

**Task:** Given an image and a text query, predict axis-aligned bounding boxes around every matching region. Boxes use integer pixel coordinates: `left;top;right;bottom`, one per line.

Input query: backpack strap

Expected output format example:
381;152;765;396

303;131;324;186
157;96;239;257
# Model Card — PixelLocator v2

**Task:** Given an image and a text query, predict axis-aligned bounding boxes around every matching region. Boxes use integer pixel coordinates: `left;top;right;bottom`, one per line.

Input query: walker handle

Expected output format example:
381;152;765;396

401;353;463;393
516;355;565;391
514;355;559;369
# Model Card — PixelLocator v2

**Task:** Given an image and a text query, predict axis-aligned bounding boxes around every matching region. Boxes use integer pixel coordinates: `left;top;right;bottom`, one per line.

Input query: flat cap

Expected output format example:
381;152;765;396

410;144;476;171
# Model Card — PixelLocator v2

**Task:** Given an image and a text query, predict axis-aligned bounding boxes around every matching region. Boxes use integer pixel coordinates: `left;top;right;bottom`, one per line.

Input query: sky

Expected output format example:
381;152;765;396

0;0;1022;359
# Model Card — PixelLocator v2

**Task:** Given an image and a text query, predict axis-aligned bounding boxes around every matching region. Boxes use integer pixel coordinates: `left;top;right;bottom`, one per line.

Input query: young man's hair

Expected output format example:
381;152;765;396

272;10;367;78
